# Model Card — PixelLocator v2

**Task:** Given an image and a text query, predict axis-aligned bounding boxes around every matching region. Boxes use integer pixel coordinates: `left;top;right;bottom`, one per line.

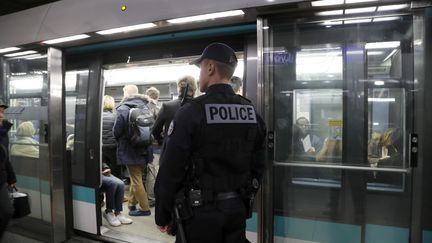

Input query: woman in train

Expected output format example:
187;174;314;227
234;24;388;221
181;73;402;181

10;121;39;158
102;95;121;178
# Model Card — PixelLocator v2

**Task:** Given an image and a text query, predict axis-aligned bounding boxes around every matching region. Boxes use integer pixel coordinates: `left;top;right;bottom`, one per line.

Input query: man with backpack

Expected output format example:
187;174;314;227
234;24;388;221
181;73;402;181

113;85;154;216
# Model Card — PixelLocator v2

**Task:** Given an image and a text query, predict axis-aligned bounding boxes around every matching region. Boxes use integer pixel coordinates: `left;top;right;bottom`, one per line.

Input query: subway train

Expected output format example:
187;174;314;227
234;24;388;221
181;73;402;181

1;0;432;242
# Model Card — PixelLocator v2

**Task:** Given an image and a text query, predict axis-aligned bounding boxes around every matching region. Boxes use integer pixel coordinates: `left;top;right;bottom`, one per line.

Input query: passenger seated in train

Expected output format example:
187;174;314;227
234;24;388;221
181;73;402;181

100;162;133;227
10;121;39;158
292;117;323;161
368;127;402;168
230;76;243;95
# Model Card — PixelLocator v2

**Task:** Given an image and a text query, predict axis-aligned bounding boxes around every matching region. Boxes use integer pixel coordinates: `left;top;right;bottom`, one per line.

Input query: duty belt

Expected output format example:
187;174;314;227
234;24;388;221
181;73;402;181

215;191;239;201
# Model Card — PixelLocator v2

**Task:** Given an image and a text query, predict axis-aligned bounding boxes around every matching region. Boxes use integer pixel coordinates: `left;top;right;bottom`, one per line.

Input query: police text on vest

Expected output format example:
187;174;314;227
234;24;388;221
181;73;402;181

205;104;257;124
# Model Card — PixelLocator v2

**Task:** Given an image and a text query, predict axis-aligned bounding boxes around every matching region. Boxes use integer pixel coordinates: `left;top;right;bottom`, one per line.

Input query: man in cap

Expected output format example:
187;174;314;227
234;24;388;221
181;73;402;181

155;43;266;242
0;99;16;239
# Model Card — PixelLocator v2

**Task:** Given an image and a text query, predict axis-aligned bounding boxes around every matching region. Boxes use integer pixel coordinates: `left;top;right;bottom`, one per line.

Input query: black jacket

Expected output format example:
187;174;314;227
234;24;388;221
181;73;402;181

102;111;117;149
154;84;266;226
0;144;16;185
0;120;13;150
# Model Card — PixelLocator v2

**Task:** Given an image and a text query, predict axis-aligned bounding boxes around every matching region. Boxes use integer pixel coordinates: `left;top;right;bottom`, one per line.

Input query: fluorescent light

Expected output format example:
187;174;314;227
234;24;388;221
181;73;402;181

367;51;384;55
378;4;409;11
321;20;343;25
365;41;400;49
373;16;400;22
346;0;378;3
25;55;47;60
383;49;398;62
374;81;385;85
345;7;377;14
316;10;343;16
4;50;37;57
42;34;90;44
344;18;372;24
167;10;244;24
311;0;343;7
263;26;270;30
96;23;156;35
373;122;380;126
0;47;20;53
368;98;395;102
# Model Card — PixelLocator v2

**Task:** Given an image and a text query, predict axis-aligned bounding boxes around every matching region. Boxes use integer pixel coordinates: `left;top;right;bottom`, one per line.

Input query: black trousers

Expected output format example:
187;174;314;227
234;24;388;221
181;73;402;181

102;147;122;178
177;197;248;243
0;183;13;239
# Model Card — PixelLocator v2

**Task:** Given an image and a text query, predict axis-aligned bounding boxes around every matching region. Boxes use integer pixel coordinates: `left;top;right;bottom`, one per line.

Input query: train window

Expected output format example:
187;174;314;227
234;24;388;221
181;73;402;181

366;41;402;80
296;45;343;81
367;88;405;191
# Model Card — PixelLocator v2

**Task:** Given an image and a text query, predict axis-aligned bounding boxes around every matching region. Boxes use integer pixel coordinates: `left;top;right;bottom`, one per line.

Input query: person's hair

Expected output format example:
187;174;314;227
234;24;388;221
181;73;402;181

204;59;235;80
123;85;139;97
296;117;310;125
16;121;35;137
230;76;243;93
146;87;160;100
103;95;115;112
178;75;197;97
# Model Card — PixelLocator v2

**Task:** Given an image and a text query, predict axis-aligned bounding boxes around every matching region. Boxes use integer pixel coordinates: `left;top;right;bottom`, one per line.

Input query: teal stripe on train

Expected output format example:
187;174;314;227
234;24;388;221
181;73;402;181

72;185;96;204
15;175;50;195
424;230;432;243
246;213;258;232
365;224;408;243
66;24;257;54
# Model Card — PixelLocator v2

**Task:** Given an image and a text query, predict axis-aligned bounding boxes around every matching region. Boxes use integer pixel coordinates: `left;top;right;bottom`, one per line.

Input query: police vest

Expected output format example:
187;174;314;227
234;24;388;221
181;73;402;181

191;92;259;193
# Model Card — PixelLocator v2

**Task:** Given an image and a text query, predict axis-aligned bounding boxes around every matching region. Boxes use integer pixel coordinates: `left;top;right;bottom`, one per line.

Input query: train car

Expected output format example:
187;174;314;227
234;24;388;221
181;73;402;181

1;0;432;242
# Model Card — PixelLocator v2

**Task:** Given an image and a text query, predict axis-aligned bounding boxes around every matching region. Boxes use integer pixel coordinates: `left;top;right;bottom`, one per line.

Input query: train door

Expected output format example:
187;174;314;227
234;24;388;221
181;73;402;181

1;48;67;242
65;57;104;236
259;10;421;243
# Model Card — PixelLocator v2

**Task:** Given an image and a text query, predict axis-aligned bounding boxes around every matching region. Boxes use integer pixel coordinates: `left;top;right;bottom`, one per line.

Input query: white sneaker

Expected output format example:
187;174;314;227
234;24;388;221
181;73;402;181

103;212;121;227
117;213;133;224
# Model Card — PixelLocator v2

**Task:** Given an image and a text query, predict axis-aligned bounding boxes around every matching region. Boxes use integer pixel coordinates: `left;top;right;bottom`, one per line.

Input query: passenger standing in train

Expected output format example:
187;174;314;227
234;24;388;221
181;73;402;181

155;43;266;243
230;76;243;95
113;85;152;216
152;75;197;163
102;95;121;178
0;107;16;239
146;86;161;116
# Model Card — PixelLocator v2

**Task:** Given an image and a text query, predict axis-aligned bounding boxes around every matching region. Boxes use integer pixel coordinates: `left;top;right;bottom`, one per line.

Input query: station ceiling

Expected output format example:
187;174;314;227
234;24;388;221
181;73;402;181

0;0;59;16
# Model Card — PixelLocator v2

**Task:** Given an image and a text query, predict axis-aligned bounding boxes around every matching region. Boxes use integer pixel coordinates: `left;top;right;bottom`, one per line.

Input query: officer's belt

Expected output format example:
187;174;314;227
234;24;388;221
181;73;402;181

215;191;239;201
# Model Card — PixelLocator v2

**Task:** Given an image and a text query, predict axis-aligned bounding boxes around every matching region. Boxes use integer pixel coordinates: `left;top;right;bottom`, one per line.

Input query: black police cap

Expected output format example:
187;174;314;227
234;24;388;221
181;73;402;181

190;43;238;68
0;99;7;109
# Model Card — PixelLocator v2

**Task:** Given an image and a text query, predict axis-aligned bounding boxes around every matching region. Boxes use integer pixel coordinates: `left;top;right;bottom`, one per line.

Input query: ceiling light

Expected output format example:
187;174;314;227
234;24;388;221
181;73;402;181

346;0;378;3
263;26;270;30
377;4;409;11
0;47;21;53
42;34;90;44
311;0;343;7
344;18;372;24
368;98;395;102
365;41;400;49
316;10;343;16
383;49;398;62
345;7;377;14
4;50;37;57
373;16;400;22
367;51;384;55
25;55;47;60
321;20;343;25
96;23;157;35
374;81;385;85
167;10;244;24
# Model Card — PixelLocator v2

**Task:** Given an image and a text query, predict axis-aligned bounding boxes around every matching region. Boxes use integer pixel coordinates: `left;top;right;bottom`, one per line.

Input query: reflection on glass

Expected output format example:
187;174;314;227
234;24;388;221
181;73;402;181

367;88;404;191
296;46;343;81
366;41;402;80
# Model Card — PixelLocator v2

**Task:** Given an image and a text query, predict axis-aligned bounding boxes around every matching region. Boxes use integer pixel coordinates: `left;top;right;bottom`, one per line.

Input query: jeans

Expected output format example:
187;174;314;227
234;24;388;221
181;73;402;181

101;175;124;212
0;183;13;239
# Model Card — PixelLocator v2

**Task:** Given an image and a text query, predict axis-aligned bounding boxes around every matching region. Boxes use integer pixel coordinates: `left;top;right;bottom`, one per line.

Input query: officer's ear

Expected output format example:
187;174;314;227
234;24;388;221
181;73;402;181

207;60;216;77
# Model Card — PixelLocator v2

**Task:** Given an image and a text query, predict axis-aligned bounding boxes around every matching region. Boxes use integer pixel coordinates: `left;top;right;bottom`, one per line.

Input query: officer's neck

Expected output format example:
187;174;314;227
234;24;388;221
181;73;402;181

207;78;230;88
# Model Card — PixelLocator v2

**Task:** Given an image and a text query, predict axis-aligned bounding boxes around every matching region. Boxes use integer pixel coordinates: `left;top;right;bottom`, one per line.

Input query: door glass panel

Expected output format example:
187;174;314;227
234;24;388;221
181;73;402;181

3;52;52;227
266;14;413;243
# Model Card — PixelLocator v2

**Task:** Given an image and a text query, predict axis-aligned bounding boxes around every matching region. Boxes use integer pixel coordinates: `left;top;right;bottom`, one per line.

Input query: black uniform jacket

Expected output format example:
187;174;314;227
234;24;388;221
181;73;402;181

154;84;266;226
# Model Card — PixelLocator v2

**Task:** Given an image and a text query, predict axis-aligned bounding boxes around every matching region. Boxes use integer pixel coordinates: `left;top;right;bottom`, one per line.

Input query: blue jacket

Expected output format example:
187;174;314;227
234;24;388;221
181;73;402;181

113;94;154;165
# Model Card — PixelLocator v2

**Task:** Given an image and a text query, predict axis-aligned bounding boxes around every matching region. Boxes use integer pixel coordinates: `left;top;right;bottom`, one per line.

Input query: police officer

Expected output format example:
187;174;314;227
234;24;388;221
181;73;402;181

155;43;266;243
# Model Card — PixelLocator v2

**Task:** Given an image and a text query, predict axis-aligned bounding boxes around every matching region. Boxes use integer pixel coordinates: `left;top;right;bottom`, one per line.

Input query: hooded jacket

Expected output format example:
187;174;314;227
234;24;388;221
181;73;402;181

113;94;154;165
10;121;39;158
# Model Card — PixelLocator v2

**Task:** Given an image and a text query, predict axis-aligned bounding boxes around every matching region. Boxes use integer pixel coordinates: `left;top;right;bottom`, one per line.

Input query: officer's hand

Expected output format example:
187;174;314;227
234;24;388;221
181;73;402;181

158;225;170;233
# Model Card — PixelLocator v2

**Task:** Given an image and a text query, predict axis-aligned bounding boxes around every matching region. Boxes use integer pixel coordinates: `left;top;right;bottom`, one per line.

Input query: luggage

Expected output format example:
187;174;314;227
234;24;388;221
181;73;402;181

10;187;31;218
